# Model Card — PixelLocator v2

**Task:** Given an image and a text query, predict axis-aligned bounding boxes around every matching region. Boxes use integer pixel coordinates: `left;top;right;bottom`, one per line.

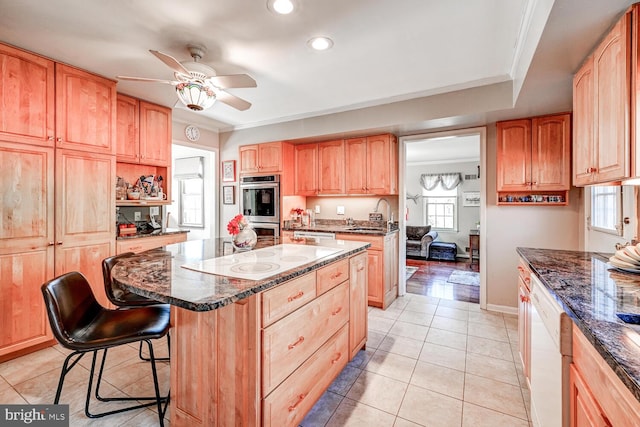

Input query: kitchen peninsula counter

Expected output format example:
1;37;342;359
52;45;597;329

517;247;640;403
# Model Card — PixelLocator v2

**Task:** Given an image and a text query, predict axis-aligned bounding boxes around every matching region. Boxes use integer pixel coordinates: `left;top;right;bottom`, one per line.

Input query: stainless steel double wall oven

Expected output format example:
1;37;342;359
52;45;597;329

239;175;280;237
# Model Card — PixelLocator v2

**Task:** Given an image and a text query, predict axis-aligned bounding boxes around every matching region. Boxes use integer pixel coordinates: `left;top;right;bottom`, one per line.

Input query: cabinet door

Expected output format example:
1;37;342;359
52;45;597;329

367;249;384;305
318;139;345;194
345;137;368;194
517;278;530;383
569;365;611;427
0;43;55;146
496;119;532;191
139;101;171;166
294;143;318;195
258;142;282;173
573;56;595;186
55;64;116;154
349;252;368;359
383;232;399;308
367;134;396;195
115;94;139;163
531;114;571;191
593;12;630;182
240;145;259;174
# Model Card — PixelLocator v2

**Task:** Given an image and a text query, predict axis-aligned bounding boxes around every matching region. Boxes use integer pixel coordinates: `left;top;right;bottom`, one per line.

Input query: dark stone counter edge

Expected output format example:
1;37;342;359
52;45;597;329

116;229;189;241
117;243;371;312
516;247;640;403
282;226;399;236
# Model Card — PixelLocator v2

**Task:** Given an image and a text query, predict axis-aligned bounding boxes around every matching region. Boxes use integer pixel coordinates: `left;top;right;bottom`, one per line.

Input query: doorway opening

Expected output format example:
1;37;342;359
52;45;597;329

399;127;487;308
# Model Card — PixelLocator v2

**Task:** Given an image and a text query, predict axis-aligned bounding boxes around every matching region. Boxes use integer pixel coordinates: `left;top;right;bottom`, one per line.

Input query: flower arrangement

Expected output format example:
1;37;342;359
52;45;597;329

227;214;249;236
290;208;304;216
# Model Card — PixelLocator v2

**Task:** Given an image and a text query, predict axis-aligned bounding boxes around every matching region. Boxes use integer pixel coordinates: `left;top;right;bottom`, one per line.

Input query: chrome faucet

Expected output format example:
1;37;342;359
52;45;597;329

374;198;393;229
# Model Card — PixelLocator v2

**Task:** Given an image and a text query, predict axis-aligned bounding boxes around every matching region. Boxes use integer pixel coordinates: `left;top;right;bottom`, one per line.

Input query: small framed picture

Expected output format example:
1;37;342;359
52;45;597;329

223;185;235;205
463;191;481;207
222;160;236;182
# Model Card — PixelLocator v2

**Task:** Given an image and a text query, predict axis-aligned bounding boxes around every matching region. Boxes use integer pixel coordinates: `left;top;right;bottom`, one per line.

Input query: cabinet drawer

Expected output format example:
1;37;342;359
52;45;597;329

262;281;349;396
517;259;531;292
262;273;317;327
116;233;187;254
316;258;349;295
263;324;348;427
336;233;383;250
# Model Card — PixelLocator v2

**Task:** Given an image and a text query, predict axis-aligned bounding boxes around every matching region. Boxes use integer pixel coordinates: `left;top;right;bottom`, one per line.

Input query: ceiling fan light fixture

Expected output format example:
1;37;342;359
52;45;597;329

268;0;295;14
176;82;216;111
308;36;334;51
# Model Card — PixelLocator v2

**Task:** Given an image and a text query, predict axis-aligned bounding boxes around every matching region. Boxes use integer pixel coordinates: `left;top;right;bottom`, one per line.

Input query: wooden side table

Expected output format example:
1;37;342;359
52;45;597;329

469;231;480;269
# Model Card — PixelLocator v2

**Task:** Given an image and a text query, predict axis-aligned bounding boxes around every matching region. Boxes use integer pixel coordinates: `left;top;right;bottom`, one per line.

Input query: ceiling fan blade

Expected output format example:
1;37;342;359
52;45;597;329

117;75;176;84
216;91;252;111
149;50;192;77
209;74;257;89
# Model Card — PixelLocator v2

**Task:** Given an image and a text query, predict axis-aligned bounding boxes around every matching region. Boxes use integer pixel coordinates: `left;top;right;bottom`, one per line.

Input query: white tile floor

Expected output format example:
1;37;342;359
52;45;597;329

0;294;531;426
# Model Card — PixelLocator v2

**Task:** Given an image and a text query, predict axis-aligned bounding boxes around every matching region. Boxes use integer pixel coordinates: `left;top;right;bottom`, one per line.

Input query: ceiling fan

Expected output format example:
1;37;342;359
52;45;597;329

117;45;256;111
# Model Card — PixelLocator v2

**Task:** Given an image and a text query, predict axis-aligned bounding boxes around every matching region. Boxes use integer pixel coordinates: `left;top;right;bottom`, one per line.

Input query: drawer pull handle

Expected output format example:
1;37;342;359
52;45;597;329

332;307;342;316
287;291;304;302
288;393;307;412
330;271;343;280
524;277;530;285
520;295;530;303
517;266;523;272
331;352;342;364
288;336;305;350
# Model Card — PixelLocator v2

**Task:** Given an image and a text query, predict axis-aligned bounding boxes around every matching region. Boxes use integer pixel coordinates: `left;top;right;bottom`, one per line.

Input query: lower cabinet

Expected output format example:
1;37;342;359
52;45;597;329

170;251;368;426
570;325;640;427
517;258;532;385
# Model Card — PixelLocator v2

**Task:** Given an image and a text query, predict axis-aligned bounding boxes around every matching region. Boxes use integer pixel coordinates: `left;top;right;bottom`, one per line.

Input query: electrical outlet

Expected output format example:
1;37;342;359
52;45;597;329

315;205;321;214
337;206;345;215
134;211;141;221
150;206;160;216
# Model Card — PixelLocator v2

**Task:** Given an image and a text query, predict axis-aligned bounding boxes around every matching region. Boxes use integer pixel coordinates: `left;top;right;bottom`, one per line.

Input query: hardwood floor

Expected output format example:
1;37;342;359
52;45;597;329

406;258;480;304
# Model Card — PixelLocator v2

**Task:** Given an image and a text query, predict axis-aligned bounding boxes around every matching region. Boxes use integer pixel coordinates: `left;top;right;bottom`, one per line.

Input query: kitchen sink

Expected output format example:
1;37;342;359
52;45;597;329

617;312;640;324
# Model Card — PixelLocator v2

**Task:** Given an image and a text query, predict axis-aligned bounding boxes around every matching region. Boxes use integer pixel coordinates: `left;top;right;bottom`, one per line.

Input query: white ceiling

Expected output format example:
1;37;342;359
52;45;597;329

0;0;634;133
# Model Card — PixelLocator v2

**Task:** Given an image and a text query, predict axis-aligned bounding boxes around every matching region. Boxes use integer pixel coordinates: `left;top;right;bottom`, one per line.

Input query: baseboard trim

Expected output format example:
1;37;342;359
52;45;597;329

486;303;518;315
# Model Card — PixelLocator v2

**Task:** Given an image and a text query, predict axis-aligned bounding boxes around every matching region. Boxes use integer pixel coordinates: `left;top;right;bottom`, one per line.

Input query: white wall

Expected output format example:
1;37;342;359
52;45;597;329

406;161;480;256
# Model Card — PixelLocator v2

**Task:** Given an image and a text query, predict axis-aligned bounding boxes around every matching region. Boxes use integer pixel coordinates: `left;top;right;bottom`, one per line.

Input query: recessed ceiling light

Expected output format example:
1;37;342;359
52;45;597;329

308;37;334;51
268;0;295;14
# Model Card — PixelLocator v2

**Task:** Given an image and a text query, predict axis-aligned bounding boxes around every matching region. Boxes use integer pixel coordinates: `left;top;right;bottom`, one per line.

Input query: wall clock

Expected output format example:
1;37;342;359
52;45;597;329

185;125;200;142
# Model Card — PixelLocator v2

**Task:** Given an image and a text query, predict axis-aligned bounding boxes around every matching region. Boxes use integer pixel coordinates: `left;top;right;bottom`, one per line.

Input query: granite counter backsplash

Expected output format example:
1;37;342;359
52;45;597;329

517;247;640;403
111;237;370;312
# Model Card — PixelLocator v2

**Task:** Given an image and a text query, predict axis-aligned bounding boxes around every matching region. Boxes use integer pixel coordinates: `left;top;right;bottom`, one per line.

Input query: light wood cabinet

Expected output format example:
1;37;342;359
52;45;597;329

316;258;349;295
55;63;116;154
294;143;318;195
349;252;368;359
116;233;187;255
139;101;171;166
318;139;345;194
115;94;140;164
570;325;640;427
240;142;290;175
336;232;398;309
517;258;531;385
573;8;631;185
497;113;571;205
0;43;55;147
345;134;398;195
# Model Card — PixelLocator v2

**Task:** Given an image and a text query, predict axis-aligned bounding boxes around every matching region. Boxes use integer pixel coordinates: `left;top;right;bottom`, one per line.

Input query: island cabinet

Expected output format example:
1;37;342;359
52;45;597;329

572;7;632;185
0;43;117;361
496;113;571;205
170;252;368;426
336;232;398;309
569;325;640;427
345;134;398;195
516;258;532;386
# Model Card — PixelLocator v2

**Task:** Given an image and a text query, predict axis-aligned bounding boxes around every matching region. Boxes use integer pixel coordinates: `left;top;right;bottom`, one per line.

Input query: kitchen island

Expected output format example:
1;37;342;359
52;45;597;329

112;237;370;426
517;248;640;425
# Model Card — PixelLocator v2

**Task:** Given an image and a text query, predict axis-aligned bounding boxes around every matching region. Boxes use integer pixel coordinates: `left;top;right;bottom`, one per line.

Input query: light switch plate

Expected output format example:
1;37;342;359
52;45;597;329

150;206;160;216
134;211;141;221
337;206;345;215
315;205;321;214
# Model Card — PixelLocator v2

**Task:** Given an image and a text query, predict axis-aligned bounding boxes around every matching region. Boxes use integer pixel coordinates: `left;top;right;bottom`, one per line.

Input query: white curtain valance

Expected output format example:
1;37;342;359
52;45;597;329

419;173;462;191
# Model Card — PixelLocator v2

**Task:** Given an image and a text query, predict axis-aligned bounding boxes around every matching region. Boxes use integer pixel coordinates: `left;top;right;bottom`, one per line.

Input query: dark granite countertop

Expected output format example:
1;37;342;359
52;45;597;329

517;247;640;403
116;228;189;240
282;220;399;236
112;237;370;312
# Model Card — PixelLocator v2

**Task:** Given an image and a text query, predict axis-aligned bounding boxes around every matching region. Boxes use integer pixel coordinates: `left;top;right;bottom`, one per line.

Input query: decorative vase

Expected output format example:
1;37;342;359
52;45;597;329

232;226;258;251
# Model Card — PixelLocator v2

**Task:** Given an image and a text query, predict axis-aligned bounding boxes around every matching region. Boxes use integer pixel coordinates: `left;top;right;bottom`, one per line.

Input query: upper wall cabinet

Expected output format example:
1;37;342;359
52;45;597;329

496;113;571;205
573;7;632;185
55;64;116;154
318;139;345;194
345;134;398;195
240;142;293;175
294;143;318;195
0;44;55;146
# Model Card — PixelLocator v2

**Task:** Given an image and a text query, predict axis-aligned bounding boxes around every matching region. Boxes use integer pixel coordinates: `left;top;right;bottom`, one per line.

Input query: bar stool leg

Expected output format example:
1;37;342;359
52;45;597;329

54;351;86;404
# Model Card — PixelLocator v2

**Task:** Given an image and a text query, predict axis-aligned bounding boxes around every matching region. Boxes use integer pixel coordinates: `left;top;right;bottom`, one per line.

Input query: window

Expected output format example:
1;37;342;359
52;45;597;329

589;186;622;235
179;178;204;227
423;186;458;231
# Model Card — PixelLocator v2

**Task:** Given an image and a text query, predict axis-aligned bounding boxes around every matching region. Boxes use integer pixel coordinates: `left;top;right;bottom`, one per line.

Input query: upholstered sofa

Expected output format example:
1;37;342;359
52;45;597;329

406;225;439;259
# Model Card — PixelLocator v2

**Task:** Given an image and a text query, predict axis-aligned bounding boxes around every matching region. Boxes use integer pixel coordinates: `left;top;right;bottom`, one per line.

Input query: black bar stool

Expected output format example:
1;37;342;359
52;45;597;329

102;252;170;361
41;271;170;425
